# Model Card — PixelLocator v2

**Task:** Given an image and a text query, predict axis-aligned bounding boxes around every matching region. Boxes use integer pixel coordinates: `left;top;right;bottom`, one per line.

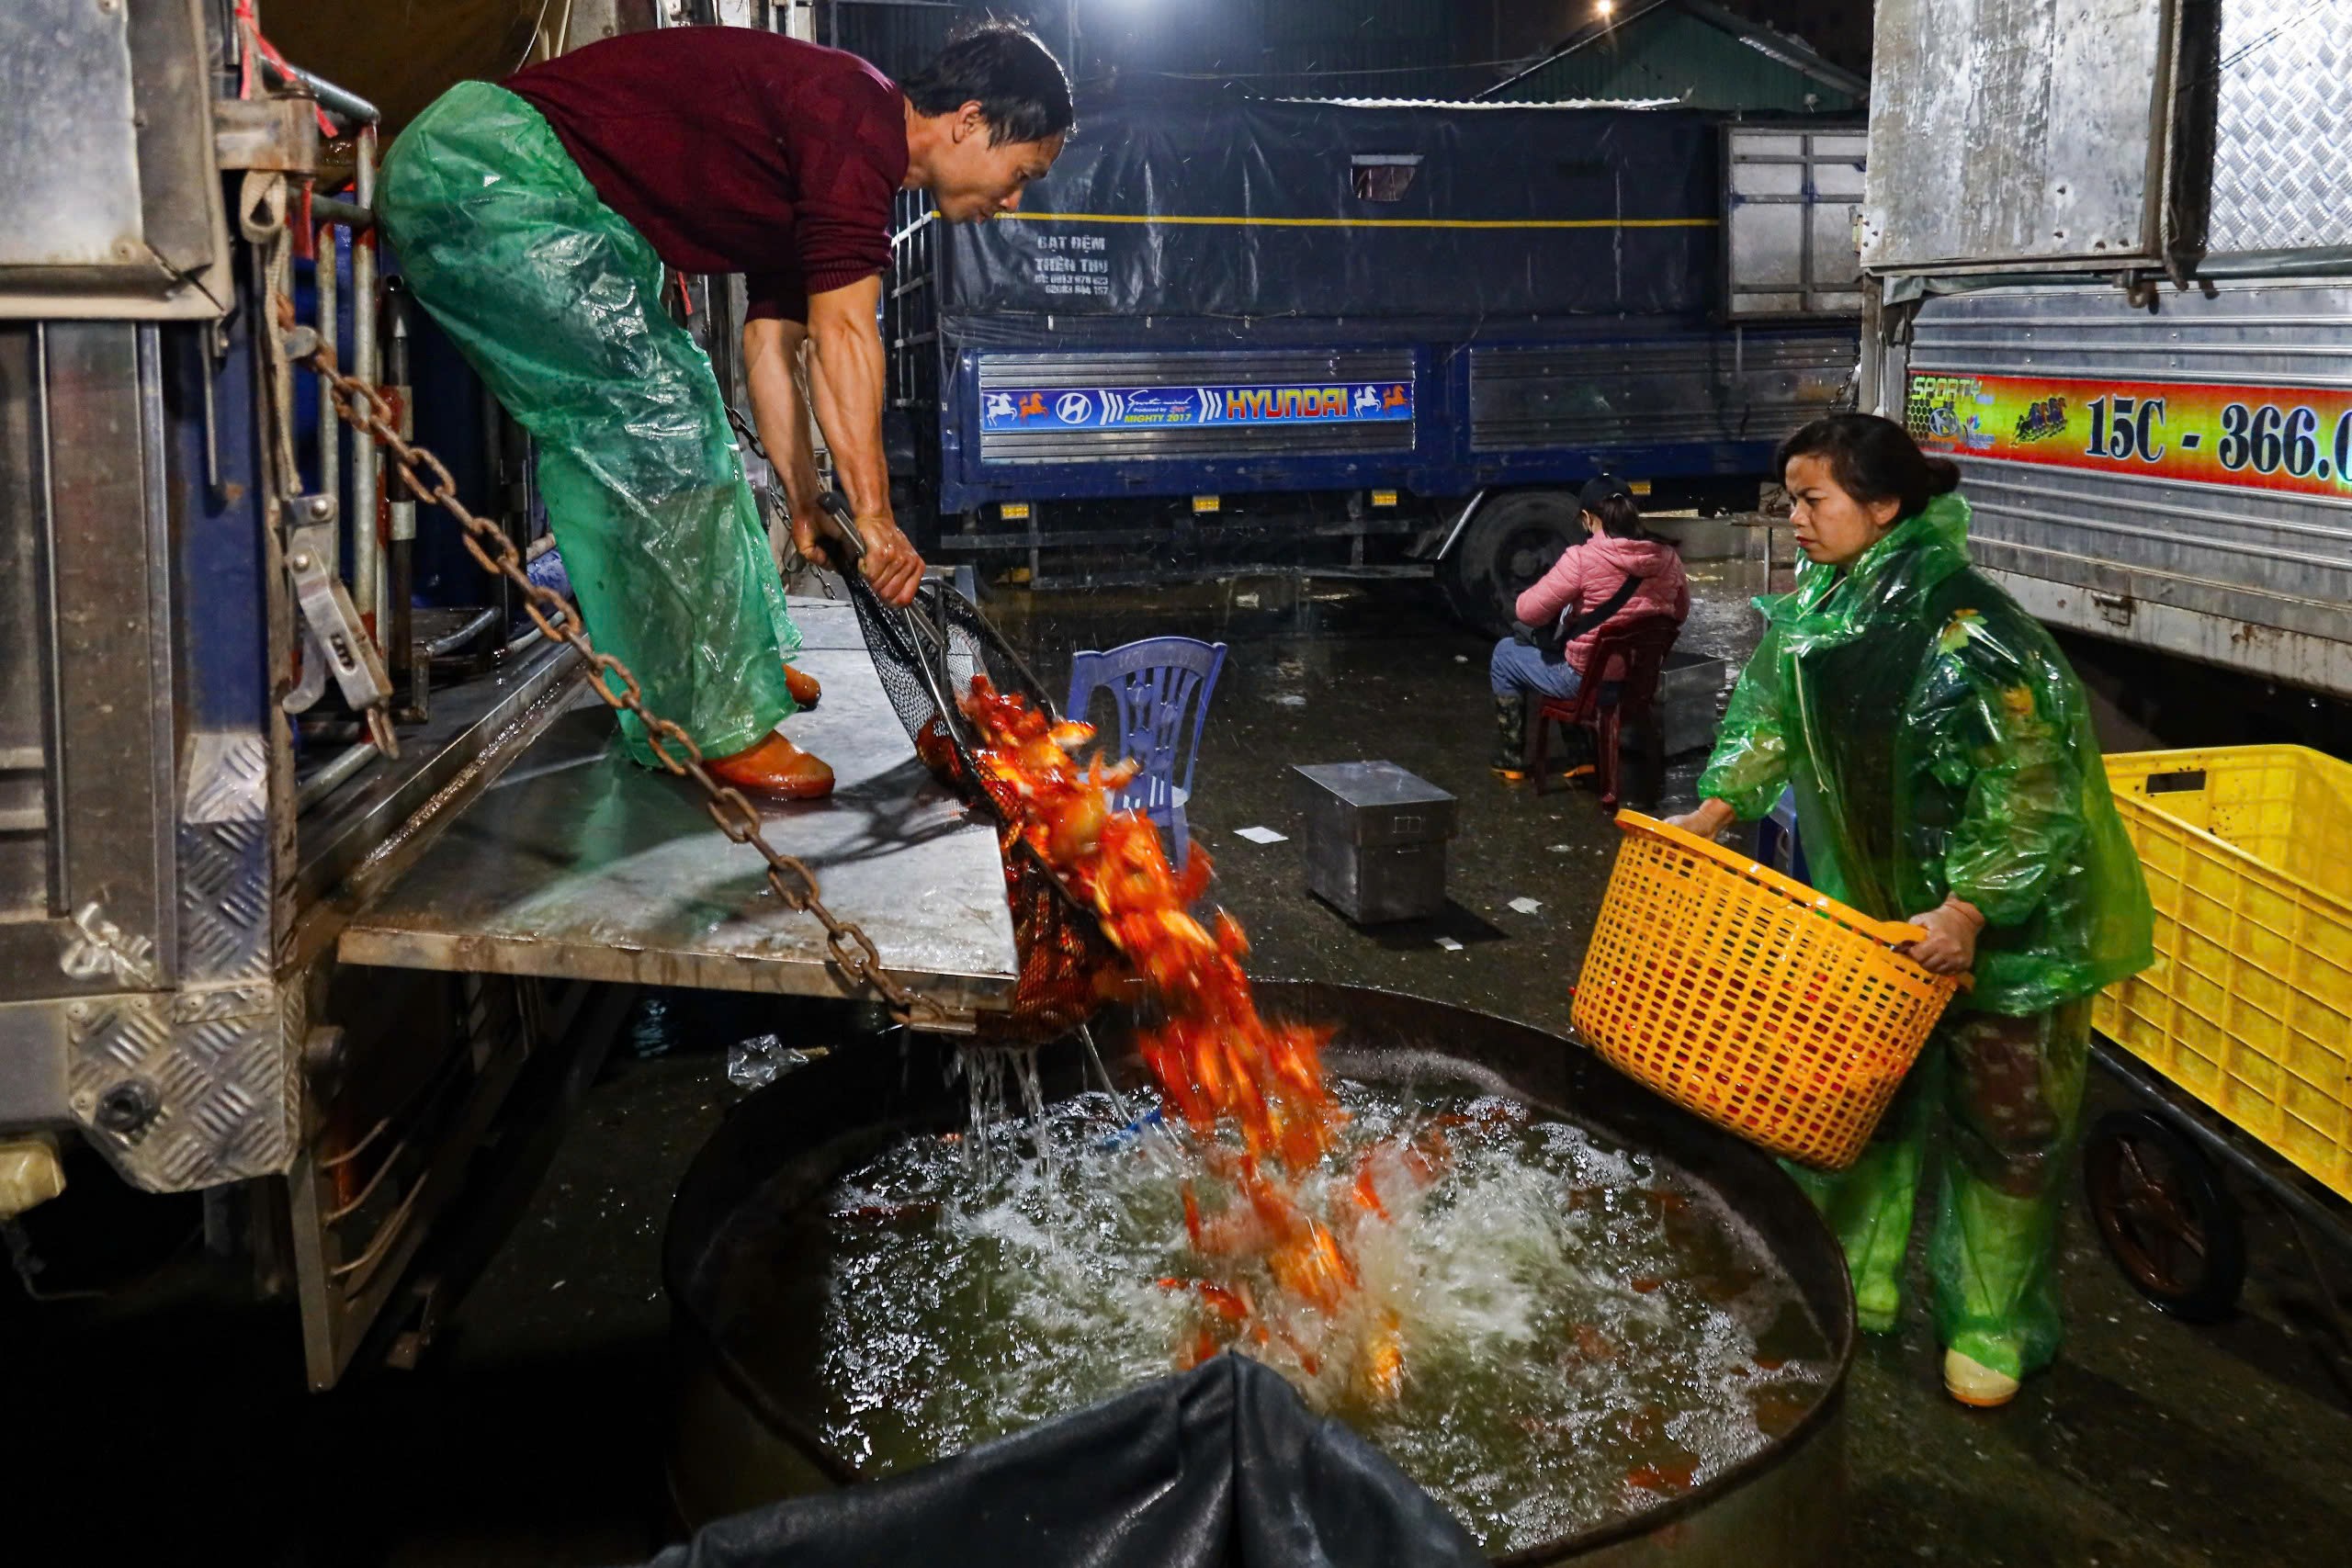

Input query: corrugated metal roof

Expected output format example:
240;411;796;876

1087;0;1477;101
824;0;1494;101
1482;0;1866;112
816;0;1862;108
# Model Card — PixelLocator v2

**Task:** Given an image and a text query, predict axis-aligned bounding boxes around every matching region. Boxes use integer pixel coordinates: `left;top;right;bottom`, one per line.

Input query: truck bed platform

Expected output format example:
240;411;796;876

337;601;1019;1022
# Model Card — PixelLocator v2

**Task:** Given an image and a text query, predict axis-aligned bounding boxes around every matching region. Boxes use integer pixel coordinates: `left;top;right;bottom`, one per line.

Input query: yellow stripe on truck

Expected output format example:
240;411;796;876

989;212;1719;231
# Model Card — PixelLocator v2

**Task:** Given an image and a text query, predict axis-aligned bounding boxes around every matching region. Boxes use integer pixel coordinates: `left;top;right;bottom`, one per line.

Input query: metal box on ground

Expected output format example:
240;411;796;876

1291;762;1458;924
1642;516;1751;562
1657;648;1731;757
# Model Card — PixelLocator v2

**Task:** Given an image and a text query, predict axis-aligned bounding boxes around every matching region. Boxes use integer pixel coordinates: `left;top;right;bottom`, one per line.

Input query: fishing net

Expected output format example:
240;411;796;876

831;531;1122;1043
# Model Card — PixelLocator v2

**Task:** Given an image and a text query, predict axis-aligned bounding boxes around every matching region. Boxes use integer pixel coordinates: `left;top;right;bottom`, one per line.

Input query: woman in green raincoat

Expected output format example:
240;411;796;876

1670;413;2153;1407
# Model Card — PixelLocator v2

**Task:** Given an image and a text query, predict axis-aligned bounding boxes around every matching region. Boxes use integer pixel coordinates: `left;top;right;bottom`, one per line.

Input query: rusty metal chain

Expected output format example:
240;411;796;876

290;327;944;1027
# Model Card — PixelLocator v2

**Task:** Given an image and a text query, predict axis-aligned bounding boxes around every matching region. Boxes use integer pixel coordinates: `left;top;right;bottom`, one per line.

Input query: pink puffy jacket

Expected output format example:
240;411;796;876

1513;533;1690;678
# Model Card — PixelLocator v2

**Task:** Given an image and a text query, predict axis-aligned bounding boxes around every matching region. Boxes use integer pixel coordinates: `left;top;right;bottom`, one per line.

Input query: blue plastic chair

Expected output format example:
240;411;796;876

1066;637;1228;867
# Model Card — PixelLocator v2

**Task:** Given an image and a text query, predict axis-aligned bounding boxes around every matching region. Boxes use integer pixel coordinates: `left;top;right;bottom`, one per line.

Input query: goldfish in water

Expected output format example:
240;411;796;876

955;675;1420;1397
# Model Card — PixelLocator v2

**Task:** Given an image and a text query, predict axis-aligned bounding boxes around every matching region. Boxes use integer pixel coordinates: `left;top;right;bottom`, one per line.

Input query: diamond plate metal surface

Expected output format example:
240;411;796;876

67;982;295;1192
179;819;270;981
184;731;267;823
178;731;271;985
58;901;163;987
2207;0;2352;254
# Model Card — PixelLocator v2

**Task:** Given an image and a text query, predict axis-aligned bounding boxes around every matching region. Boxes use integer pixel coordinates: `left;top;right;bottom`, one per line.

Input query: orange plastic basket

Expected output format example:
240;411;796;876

1573;812;1966;1169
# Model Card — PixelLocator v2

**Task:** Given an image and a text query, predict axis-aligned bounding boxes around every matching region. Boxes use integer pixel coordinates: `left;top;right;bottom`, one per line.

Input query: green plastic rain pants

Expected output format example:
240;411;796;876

1698;492;2154;1378
1787;999;2094;1379
379;81;798;766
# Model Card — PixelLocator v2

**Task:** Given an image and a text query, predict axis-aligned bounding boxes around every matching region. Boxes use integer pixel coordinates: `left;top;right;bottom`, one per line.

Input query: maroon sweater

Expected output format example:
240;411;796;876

505;28;906;322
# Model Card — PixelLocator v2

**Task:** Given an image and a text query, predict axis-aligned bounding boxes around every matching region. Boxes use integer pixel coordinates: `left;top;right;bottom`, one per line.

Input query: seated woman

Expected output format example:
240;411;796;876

1668;413;2153;1407
1488;478;1690;779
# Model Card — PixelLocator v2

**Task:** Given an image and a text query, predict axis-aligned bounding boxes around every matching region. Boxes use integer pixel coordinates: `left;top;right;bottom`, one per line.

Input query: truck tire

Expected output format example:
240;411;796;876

1439;491;1583;637
2083;1110;2246;1324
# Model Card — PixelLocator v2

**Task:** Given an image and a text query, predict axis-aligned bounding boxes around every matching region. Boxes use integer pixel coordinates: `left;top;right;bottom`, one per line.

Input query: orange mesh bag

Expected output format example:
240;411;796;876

1573;811;1965;1169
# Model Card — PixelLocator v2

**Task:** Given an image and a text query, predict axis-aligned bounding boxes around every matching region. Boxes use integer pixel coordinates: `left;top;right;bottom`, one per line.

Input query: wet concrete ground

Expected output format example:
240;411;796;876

997;566;2352;1565
10;564;2352;1564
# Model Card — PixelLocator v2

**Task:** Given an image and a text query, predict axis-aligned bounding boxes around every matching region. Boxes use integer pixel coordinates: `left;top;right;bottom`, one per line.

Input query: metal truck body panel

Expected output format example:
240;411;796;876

935;326;1855;513
1861;0;2352;697
1867;0;2352;277
1;1;969;1390
1863;0;2178;273
1895;280;2352;696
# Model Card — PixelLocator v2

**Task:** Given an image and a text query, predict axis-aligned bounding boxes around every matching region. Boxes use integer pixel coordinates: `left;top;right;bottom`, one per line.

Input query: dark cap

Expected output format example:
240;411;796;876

1578;476;1635;512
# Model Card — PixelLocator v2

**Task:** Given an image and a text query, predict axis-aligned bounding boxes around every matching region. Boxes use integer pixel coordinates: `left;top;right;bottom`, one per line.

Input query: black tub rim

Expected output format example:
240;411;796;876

662;980;1860;1561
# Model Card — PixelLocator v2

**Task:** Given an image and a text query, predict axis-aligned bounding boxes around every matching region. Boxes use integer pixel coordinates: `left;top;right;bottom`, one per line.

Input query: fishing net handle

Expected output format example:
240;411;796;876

818;493;1057;706
811;494;1109;942
816;493;975;753
813;489;871;566
817;493;1057;740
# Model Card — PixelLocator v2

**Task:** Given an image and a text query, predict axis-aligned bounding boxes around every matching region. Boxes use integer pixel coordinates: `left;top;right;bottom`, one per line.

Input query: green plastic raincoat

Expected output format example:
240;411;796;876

379;82;799;766
1698;492;2154;1378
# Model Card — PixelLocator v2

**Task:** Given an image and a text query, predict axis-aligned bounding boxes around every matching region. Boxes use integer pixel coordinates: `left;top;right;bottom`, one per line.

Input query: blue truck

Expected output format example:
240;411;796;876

886;91;1865;630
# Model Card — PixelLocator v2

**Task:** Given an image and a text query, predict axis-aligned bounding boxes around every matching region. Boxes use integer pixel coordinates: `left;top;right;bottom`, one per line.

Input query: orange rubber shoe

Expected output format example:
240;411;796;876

707;732;834;799
783;664;821;709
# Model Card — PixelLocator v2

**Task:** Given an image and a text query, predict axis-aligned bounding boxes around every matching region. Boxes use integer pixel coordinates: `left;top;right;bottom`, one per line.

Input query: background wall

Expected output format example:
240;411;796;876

254;0;1871;136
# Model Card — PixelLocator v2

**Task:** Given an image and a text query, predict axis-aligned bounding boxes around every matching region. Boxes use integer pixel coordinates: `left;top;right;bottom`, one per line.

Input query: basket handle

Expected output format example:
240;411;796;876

1614;809;1932;949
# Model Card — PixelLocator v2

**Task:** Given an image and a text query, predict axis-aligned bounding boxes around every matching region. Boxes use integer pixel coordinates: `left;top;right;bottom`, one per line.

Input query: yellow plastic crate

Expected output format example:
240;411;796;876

2097;746;2352;1200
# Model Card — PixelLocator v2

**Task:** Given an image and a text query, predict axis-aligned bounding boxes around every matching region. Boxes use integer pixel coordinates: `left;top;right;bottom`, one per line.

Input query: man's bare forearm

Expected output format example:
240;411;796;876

806;276;892;524
742;317;822;519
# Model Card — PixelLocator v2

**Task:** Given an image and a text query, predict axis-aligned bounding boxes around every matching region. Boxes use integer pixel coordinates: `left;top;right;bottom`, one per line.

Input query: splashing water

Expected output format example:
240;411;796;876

864;681;1830;1547
947;1045;1056;1187
704;1076;1836;1553
954;679;1385;1388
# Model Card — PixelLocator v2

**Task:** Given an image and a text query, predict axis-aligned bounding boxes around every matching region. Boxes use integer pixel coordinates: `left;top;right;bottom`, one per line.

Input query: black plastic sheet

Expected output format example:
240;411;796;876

639;1355;1487;1568
941;90;1718;336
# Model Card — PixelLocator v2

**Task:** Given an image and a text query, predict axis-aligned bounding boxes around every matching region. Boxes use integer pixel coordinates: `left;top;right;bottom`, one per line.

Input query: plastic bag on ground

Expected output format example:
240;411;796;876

724;1034;808;1090
634;1355;1486;1568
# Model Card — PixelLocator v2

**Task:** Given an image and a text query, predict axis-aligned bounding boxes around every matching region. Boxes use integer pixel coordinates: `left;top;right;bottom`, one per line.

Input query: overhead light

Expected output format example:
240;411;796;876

1597;0;1615;14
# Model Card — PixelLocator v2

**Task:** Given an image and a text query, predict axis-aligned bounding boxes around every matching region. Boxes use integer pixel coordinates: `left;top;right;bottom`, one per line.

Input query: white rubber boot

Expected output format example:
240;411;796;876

1943;1348;2020;1408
